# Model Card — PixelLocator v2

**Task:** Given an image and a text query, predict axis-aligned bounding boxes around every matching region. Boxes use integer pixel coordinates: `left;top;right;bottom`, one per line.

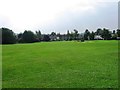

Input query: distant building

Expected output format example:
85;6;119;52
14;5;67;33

78;34;84;40
117;37;120;40
60;34;67;41
94;35;103;40
49;35;57;41
49;34;68;41
56;37;60;40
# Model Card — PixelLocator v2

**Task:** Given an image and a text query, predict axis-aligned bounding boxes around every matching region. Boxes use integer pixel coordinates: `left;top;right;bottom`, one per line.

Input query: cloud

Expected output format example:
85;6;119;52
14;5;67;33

0;0;118;33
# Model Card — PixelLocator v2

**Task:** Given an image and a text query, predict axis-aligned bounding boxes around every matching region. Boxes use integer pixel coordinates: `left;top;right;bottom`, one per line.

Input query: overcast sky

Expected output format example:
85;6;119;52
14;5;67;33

0;0;119;34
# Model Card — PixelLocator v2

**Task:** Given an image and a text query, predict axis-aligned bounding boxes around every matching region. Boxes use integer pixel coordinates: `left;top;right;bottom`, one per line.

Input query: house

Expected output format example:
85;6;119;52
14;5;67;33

94;35;103;40
60;34;67;41
117;37;120;40
49;35;57;41
78;34;84;40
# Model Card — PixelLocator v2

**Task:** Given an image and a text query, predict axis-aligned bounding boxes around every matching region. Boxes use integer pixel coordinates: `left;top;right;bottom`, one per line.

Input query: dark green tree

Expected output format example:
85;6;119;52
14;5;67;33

43;35;50;41
117;29;120;37
36;30;42;41
1;28;16;44
18;33;23;39
111;30;117;40
56;33;61;41
70;32;74;40
51;32;56;36
22;30;36;43
84;29;90;40
74;29;79;40
17;33;23;43
50;32;57;41
67;30;70;40
95;28;103;35
101;28;111;40
113;30;116;34
90;31;95;40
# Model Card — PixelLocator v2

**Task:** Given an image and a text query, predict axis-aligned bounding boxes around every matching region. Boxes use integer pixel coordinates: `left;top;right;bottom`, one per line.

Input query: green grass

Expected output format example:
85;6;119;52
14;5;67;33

2;40;118;88
0;45;2;89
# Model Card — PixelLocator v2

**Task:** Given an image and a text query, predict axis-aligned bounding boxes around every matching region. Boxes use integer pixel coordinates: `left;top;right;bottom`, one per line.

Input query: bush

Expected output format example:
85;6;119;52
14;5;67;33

81;38;85;42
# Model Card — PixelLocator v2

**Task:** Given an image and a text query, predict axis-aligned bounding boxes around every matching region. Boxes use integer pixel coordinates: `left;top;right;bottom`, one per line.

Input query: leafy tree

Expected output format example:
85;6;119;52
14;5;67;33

70;32;74;40
22;30;36;43
56;33;61;41
51;32;56;36
90;31;95;40
43;35;50;41
117;29;120;37
67;30;70;40
113;30;116;34
101;28;111;40
74;29;79;40
111;30;117;40
50;32;57;41
95;28;103;35
18;33;23;39
36;30;42;41
84;29;90;40
17;33;23;43
1;28;16;44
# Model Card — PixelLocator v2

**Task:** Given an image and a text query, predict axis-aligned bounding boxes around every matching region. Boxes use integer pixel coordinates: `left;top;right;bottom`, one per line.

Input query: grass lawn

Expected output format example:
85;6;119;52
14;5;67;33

2;40;118;88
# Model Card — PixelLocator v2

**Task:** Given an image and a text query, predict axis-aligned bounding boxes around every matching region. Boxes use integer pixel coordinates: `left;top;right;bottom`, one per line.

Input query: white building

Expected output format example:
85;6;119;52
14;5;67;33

94;35;103;40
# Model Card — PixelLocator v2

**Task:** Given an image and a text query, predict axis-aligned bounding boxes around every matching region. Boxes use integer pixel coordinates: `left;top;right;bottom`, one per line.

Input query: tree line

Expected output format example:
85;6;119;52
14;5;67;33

1;27;120;44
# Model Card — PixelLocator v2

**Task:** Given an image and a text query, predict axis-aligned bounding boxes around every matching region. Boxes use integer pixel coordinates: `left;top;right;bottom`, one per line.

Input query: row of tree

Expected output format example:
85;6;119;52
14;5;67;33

1;27;120;44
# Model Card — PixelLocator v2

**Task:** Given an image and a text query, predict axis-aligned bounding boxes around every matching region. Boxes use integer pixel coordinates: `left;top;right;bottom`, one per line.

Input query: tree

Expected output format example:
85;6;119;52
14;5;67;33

50;32;56;41
101;28;111;40
117;29;120;37
18;33;23;39
74;29;79;40
17;33;23;43
70;32;74;40
51;32;56;36
43;35;50;41
84;29;90;40
67;30;70;40
22;30;36;43
111;30;117;40
36;30;42;41
56;33;61;41
95;28;103;35
113;30;116;34
1;27;16;44
90;31;95;40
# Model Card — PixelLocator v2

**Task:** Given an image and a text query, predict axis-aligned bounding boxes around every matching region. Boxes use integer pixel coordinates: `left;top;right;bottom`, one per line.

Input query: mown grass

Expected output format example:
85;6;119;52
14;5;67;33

0;44;2;89
2;40;118;88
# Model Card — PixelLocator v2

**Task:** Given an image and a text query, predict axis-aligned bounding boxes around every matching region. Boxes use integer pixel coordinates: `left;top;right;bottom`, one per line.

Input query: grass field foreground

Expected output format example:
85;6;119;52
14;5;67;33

2;40;118;88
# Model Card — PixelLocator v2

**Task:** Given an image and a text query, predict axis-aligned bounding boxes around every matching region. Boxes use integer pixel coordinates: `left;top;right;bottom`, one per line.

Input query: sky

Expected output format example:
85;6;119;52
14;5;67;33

0;0;119;34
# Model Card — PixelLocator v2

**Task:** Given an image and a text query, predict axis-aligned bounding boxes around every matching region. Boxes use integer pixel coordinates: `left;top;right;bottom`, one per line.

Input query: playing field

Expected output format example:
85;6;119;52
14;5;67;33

2;40;118;88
